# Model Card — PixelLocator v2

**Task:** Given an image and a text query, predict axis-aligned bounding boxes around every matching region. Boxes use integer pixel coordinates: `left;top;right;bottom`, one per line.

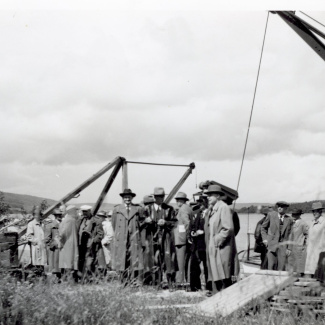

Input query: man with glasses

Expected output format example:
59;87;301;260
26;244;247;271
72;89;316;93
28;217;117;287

261;201;293;271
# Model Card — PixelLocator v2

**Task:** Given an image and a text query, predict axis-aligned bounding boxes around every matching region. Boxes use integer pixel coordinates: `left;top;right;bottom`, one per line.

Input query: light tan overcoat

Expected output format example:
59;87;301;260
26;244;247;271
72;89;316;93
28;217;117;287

305;216;325;275
207;200;239;282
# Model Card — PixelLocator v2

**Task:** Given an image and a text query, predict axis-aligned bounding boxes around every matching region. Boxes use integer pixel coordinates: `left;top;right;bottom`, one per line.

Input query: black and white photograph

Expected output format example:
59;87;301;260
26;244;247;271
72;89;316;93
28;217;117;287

1;1;325;323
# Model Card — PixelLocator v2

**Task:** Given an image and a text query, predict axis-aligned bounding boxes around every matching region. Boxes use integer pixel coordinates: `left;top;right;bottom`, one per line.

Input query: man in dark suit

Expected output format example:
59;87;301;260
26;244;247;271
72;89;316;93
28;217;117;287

261;201;293;271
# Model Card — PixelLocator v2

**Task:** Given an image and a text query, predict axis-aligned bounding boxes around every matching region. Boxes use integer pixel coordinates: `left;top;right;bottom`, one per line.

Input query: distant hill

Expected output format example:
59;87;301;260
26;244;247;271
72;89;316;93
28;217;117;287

2;192;57;213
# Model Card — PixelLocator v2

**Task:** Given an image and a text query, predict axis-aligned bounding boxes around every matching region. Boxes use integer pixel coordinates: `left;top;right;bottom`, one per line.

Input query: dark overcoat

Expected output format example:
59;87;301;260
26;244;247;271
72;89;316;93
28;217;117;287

91;216;106;269
111;204;144;272
45;219;60;273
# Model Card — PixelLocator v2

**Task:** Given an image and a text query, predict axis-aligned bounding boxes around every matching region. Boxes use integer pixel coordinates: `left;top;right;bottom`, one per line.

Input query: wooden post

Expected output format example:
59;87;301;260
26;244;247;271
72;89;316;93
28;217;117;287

164;163;195;204
122;161;128;190
92;160;123;216
41;156;124;219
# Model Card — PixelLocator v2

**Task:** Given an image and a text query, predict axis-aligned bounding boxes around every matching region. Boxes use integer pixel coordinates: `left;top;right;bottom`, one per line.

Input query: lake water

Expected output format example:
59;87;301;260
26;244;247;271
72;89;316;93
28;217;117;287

236;213;314;253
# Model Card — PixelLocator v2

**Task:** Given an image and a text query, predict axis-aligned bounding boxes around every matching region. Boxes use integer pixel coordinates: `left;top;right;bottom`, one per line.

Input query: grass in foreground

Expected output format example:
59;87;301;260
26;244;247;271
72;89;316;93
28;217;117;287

0;274;324;325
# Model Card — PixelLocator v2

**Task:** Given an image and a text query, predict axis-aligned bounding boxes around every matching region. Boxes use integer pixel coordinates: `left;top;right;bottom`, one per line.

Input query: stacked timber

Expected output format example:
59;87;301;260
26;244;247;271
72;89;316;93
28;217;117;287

271;277;325;314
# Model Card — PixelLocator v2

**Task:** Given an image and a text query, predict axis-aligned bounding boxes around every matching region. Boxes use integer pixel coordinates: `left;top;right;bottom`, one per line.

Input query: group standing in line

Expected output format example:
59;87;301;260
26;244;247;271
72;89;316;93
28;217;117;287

24;181;240;295
255;200;325;280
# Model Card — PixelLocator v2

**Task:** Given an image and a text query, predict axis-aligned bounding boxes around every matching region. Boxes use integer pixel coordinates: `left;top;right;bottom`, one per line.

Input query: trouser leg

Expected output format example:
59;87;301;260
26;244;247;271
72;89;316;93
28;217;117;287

175;245;186;284
277;245;287;271
267;251;278;270
189;253;201;291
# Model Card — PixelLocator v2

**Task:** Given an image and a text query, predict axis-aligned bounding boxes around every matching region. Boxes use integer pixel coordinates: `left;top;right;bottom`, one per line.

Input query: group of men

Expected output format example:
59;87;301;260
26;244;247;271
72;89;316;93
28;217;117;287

24;180;241;295
25;204;114;282
111;183;240;294
254;201;309;274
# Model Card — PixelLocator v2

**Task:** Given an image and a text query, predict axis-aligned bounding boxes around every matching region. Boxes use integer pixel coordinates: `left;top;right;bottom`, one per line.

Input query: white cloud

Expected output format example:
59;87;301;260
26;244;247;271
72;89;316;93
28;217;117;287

1;10;325;203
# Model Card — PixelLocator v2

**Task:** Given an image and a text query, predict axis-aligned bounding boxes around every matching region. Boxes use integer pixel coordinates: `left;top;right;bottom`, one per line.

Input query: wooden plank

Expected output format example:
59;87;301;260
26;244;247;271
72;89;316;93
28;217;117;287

193;274;295;317
256;270;291;276
287;298;324;304
293;281;321;287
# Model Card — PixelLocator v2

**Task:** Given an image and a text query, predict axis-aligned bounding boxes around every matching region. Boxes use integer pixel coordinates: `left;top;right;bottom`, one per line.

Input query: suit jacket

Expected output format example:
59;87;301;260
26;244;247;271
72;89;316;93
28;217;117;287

261;211;292;252
174;203;192;246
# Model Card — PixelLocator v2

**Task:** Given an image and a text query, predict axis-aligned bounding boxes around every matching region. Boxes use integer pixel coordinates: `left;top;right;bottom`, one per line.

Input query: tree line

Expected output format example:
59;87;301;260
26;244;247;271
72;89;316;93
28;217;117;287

237;200;325;214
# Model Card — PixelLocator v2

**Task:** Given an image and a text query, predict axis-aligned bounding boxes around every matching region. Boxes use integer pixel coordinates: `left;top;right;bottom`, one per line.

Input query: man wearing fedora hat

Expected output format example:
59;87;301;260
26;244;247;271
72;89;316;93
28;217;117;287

141;195;158;284
261;201;293;271
287;209;308;276
112;189;144;286
145;187;177;288
173;192;193;288
204;185;239;294
305;202;325;277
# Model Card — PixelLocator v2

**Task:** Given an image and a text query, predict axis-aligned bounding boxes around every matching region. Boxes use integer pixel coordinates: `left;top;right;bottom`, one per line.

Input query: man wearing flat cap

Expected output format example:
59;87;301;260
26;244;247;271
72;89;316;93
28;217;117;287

112;189;144;286
261;201;293;271
204;185;239;294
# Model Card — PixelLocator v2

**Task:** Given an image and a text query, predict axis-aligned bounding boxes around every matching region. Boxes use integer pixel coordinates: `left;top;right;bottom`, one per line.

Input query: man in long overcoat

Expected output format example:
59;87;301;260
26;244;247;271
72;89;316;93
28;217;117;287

59;205;79;281
261;201;293;271
26;207;47;273
205;185;239;293
112;188;144;286
287;209;308;275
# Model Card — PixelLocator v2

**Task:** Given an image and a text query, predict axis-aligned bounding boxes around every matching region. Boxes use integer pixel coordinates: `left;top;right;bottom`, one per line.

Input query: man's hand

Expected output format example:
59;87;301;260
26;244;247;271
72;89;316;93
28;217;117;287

157;219;165;226
286;249;291;257
263;240;268;248
145;217;152;224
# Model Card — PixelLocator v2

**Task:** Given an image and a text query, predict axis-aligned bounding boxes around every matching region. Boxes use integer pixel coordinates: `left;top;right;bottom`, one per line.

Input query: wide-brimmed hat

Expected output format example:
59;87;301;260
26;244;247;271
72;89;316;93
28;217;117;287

120;188;136;197
153;187;165;196
276;201;289;208
96;210;107;217
175;192;189;201
53;208;62;215
291;208;304;215
80;205;92;211
205;185;225;196
143;195;155;205
311;202;323;211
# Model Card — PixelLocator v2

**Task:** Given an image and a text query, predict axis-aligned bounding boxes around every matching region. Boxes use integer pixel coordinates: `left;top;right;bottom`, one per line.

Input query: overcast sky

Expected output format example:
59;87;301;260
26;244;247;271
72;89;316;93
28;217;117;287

1;5;325;205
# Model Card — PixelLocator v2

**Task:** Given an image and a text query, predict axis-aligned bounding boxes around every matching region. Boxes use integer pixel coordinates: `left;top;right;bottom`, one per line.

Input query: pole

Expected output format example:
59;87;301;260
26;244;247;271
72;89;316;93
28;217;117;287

164;163;195;204
42;156;124;219
122;161;128;191
92;160;123;216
